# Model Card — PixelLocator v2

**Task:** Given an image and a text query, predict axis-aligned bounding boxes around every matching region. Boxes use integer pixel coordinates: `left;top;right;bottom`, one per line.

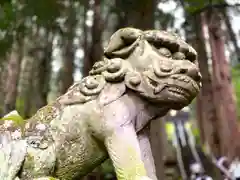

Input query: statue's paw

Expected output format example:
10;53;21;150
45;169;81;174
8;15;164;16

0;140;27;179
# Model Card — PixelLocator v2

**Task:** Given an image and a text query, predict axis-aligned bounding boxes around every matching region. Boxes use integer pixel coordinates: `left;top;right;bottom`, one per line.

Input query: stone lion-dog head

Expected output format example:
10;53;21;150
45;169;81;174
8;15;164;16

85;27;202;110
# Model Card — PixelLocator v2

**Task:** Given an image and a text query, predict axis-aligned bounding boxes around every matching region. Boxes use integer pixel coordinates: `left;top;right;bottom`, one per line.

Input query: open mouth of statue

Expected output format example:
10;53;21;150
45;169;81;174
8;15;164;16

167;86;191;100
146;75;194;100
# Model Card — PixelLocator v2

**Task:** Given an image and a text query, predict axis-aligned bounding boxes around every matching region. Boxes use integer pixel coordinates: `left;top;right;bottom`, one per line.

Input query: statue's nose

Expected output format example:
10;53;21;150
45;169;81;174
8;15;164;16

179;66;202;82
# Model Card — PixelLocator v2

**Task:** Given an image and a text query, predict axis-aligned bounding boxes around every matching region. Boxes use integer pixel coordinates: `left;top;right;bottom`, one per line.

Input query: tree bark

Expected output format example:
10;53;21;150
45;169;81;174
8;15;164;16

194;13;221;157
180;0;221;157
0;61;8;116
59;4;76;94
115;0;156;30
206;10;239;159
180;1;222;176
18;34;38;118
32;29;53;110
83;0;103;77
82;0;90;77
4;37;23;114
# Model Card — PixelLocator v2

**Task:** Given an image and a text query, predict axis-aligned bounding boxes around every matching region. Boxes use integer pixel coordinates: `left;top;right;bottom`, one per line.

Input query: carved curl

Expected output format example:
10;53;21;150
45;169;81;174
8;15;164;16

90;58;132;82
57;75;107;105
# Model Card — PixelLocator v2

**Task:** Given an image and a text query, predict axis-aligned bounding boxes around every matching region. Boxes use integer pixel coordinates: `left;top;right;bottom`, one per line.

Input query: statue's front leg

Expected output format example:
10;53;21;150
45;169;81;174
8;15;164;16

104;124;152;180
0;140;27;180
137;126;157;180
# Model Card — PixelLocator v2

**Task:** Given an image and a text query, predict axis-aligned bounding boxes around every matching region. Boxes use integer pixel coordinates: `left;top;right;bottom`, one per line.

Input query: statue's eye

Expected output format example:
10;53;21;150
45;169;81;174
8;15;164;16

158;47;172;58
172;52;186;60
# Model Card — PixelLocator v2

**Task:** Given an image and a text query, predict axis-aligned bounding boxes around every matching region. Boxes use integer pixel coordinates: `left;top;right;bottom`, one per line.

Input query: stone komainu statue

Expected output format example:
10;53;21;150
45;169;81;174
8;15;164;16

0;28;201;180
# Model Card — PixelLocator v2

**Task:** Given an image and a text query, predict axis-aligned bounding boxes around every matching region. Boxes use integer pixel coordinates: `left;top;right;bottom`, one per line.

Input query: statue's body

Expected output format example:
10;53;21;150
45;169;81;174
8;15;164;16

0;28;201;180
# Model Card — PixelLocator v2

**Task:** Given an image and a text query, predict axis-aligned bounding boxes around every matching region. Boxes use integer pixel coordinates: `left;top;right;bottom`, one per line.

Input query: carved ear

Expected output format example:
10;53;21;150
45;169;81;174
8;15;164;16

104;28;143;58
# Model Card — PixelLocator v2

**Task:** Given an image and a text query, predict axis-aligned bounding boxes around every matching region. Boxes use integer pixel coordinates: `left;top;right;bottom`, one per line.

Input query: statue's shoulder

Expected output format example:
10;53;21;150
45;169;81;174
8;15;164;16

56;74;107;106
55;57;130;107
29;72;107;123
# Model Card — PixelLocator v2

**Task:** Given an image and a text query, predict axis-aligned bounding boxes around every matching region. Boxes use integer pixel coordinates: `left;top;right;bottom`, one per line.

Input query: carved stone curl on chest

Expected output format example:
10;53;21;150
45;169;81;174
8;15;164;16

57;75;107;105
90;58;131;82
58;57;133;105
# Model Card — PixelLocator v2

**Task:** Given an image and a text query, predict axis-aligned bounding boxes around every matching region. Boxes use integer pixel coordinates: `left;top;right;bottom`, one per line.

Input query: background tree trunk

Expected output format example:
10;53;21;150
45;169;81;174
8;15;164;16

194;13;221;157
83;0;103;77
18;27;41;118
59;4;76;95
32;29;53;111
4;37;23;114
207;9;239;159
82;0;90;77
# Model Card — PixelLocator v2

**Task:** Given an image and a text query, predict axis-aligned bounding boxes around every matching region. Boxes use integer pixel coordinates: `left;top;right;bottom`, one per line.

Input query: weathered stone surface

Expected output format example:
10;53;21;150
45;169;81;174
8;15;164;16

0;28;201;180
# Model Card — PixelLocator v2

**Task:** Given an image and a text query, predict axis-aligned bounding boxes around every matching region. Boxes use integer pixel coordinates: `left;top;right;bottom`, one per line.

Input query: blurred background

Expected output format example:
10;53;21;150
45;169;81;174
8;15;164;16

0;0;240;179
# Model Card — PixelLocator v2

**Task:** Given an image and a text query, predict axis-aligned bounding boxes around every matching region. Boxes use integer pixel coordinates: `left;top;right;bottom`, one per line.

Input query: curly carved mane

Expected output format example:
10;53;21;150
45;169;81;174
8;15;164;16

56;56;139;105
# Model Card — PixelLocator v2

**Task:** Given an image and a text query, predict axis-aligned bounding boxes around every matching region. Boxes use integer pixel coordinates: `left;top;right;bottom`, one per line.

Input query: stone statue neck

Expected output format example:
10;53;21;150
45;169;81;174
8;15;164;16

125;90;169;132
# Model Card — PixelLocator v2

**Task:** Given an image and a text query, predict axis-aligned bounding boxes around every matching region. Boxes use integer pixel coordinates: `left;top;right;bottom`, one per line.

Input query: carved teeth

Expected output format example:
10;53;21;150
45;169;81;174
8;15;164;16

179;76;189;83
168;87;188;97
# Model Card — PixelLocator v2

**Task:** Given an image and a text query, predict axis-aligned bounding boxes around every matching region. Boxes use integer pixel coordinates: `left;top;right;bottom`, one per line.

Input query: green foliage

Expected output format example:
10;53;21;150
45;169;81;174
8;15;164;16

181;0;226;14
0;2;15;56
232;65;240;120
0;0;64;57
16;96;25;118
0;110;25;126
0;110;26;135
21;0;63;27
184;0;208;14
